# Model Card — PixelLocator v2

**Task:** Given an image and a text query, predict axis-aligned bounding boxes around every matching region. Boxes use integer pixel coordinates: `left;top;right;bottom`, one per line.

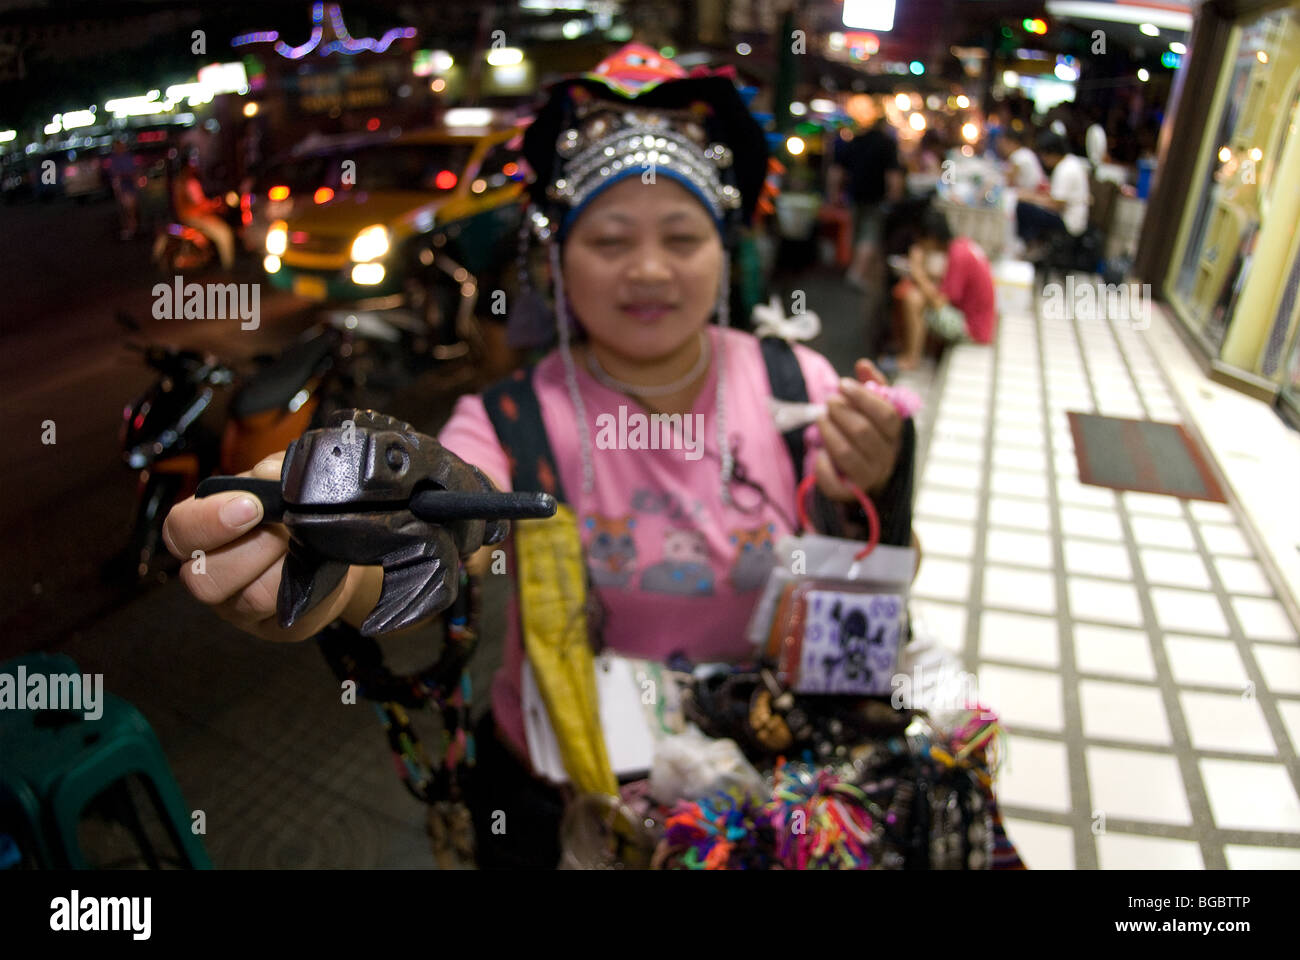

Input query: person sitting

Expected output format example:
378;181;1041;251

891;207;997;370
996;127;1046;194
172;152;235;270
1013;131;1091;260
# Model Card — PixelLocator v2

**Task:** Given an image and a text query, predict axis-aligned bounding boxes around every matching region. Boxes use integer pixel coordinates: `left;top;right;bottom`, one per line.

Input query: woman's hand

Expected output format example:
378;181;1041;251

815;358;904;502
162;452;371;643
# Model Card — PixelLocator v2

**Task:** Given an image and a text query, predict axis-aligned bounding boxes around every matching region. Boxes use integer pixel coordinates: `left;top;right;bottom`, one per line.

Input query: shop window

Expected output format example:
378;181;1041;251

1170;7;1300;358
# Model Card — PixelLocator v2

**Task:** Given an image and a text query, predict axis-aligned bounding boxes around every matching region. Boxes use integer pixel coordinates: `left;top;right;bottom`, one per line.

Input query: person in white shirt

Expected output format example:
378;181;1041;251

1014;131;1091;253
996;129;1045;192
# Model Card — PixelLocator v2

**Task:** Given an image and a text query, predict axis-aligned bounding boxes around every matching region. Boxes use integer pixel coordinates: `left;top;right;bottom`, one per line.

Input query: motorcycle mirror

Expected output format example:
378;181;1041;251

115;310;141;332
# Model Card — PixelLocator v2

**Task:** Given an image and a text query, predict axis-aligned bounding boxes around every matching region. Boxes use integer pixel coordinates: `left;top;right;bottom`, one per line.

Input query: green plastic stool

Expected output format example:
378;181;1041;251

0;652;211;869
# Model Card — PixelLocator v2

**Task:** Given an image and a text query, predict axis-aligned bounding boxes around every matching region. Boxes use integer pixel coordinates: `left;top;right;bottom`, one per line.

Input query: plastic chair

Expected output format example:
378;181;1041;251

0;652;211;869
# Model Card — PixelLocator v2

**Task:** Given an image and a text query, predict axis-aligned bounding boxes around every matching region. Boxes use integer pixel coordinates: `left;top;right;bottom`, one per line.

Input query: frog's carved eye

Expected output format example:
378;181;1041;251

385;443;409;473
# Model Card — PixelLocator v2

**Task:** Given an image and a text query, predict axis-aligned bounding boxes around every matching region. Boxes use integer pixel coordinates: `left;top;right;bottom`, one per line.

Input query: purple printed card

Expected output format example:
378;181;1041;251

796;591;904;695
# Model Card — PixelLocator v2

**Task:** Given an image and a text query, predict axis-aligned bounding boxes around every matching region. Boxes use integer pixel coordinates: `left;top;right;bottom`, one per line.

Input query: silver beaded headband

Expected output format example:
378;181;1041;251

543;104;743;238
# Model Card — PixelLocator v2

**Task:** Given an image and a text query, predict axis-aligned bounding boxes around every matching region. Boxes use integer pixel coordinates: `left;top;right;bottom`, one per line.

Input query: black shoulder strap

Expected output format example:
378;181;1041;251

759;336;809;473
481;366;568;503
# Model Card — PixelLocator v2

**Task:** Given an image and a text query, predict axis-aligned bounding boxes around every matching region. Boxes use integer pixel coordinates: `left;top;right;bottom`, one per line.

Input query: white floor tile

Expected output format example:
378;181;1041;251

1200;758;1300;832
922;460;984;493
1121;491;1184;517
1129;515;1197;551
1080;680;1172;746
1097;833;1204;870
997;734;1072;813
1139;548;1212;590
1180;690;1276;755
988;497;1052;532
912;556;971;603
1252;644;1300;695
1068;577;1145;626
995;425;1047;449
1001;818;1075;869
979;610;1060;667
1164;635;1250;691
1231;597;1298;642
1188;500;1236;525
916;487;979;523
1086;746;1191;825
913;518;977;559
1277;700;1300;755
984;565;1056;614
1224;845;1300;869
1213;557;1273;596
1197;522;1253;557
994;407;1044;427
927;439;985;465
1149;588;1230;636
1063;539;1132;580
1060;505;1125;541
985;528;1054;568
977;664;1063;732
990;470;1049;500
932;418;987;442
1056;477;1120;508
1074;624;1156;680
910;599;968;656
994;447;1048;473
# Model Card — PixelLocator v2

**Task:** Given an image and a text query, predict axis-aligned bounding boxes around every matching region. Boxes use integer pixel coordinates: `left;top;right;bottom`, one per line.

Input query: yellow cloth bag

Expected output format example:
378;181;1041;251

513;505;618;798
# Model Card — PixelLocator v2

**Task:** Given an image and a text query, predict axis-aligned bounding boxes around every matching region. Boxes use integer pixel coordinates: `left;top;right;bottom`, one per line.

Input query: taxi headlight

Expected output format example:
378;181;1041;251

350;224;390;263
266;221;288;256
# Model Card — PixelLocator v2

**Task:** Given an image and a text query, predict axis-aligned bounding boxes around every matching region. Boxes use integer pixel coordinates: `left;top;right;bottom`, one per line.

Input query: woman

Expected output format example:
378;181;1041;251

161;46;909;868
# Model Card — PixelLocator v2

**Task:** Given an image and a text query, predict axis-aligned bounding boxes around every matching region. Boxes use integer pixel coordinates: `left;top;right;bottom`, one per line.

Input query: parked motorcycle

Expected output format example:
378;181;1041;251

111;312;353;582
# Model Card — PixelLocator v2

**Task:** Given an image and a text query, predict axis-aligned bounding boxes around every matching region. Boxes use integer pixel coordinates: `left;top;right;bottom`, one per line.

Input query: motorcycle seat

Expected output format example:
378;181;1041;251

230;329;339;419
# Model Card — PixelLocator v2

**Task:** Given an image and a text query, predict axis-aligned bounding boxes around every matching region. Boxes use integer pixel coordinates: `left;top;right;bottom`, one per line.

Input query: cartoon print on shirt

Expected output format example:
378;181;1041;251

584;515;638;588
630;488;705;525
640;528;714;595
728;523;776;592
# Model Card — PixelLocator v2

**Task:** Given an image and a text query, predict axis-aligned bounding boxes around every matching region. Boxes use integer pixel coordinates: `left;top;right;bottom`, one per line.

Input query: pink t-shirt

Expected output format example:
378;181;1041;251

941;237;997;344
437;325;842;760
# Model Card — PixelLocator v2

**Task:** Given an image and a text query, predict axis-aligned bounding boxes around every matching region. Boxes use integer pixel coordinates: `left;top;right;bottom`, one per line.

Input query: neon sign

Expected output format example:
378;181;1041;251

232;3;417;59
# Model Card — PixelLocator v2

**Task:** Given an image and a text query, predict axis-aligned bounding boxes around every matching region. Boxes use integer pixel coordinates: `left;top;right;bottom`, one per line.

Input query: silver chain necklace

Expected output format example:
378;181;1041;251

584;330;710;397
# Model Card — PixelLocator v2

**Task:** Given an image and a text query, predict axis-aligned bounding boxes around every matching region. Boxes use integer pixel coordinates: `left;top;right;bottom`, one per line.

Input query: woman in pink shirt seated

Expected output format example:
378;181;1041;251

160;48;910;868
892;207;997;370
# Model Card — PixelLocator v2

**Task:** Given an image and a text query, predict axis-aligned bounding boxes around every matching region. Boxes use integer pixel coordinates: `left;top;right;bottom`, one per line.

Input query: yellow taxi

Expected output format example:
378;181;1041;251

263;117;526;348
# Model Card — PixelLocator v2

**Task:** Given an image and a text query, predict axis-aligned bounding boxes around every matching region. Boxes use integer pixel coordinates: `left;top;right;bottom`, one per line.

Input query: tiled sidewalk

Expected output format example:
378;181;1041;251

908;271;1300;869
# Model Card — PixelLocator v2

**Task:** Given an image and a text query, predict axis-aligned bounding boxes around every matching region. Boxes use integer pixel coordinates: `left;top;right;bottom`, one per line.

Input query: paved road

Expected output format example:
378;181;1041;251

0;197;320;656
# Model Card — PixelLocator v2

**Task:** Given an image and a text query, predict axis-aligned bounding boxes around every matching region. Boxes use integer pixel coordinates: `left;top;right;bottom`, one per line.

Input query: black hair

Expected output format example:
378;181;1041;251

915;205;952;246
1036;130;1069;157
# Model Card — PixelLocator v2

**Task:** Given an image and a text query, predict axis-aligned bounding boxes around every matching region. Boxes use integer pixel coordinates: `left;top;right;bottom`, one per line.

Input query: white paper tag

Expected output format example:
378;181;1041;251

522;653;678;786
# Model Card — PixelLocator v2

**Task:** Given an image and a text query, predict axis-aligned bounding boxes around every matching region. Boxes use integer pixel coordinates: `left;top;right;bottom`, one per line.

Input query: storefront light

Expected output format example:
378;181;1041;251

790;102;808;116
263;255;281;274
1139;23;1159;37
962;122;979;142
909;113;926;131
785;136;805;156
956;95;970;109
1138;68;1150;82
736;43;752;55
894;93;911;110
1169;42;1187;55
486;47;524;67
243;102;259;117
1256;50;1268;64
1248;147;1262;162
1003;70;1020;87
1218;146;1232;163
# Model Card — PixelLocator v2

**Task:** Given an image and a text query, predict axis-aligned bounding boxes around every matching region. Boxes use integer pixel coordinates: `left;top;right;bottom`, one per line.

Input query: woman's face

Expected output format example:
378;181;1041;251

561;176;723;362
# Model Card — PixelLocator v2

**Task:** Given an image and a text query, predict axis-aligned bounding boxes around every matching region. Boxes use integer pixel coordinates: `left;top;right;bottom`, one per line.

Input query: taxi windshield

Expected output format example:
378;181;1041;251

349;142;475;192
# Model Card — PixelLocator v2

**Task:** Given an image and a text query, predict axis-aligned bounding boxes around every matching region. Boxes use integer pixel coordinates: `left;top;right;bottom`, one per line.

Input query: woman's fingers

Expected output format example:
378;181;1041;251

814;449;856;502
162;491;264;561
180;524;289;607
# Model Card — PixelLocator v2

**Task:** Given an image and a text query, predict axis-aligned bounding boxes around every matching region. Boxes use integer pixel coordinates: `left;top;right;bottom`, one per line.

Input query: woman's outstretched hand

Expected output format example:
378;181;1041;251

162;453;374;643
815;358;904;502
